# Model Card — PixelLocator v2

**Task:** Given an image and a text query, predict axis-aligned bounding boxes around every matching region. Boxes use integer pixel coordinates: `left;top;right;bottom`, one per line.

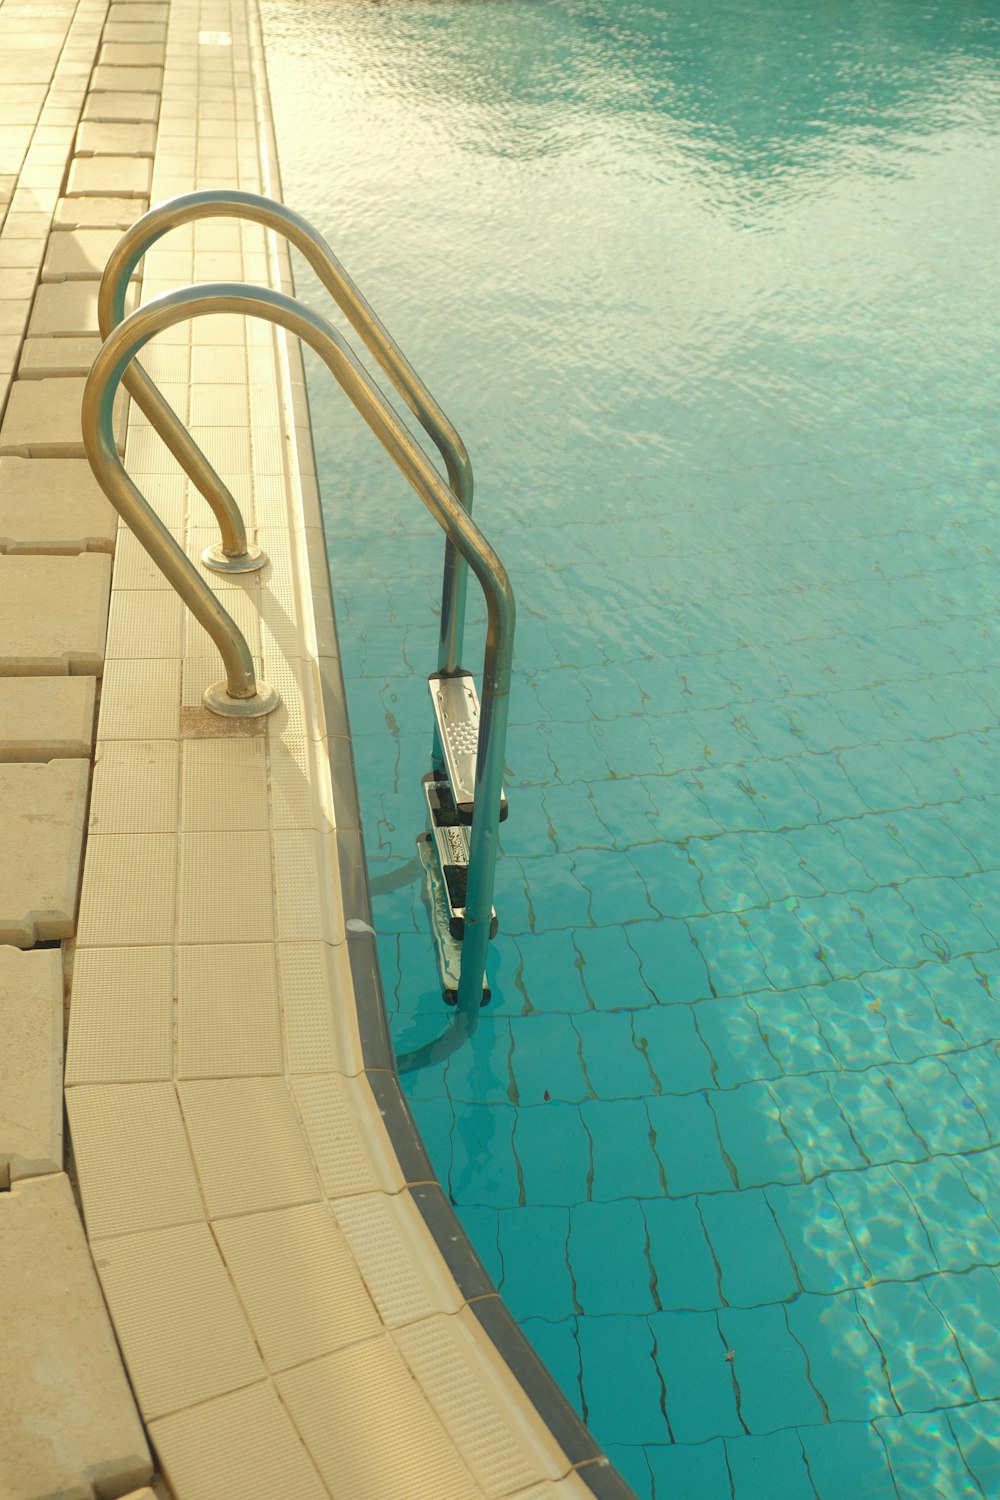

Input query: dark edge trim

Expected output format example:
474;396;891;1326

250;13;637;1492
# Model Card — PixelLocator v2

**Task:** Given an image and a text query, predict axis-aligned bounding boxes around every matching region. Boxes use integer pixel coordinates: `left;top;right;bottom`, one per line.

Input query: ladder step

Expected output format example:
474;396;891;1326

428;670;508;824
422;775;498;940
417;833;491;1005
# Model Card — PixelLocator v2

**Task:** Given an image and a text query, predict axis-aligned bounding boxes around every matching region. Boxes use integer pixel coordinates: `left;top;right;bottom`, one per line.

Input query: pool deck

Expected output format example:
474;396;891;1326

0;2;633;1497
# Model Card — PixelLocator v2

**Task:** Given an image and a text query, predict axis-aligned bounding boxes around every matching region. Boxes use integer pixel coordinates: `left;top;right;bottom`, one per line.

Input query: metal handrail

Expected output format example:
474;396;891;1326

99;190;474;672
83;282;514;1014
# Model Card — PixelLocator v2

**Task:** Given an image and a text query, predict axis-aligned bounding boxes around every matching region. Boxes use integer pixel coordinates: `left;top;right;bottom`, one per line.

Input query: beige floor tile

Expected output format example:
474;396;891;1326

333;1191;465;1329
93;1221;264;1419
292;1073;404;1199
75;832;176;946
97;657;181;740
276;1336;483;1500
105;588;184;660
0;553;110;671
176;829;273;943
0;947;62;1180
0;759;89;945
65;946;174;1084
279;940;363;1076
184;581;262;661
180;735;268;829
18;334;103;375
0;376;125;457
0;676;95;760
395;1309;572;1496
179;1076;321;1218
113;522;178;589
0;455;117;551
66;1082;203;1239
214;1201;382;1371
176;941;282;1078
66;154;153;198
149;1382;328;1500
89;739;179;834
0;1174;152;1500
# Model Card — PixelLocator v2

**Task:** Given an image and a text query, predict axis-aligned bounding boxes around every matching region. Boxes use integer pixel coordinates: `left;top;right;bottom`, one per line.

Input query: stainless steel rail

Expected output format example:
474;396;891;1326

83;282;514;1013
99;190;474;672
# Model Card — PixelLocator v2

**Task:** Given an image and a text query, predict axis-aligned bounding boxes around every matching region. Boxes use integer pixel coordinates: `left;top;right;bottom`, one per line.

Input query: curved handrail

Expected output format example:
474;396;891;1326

100;190;473;672
83;282;514;1013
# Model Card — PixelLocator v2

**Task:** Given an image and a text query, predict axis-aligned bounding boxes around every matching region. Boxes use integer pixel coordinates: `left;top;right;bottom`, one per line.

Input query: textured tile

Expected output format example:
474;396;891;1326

272;827;344;943
180;732;268;830
395;1309;572;1495
0;1174;152;1500
0;675;95;760
276;1335;482;1500
97;657;181;740
89;739;179;834
179;1076;321;1218
291;1071;404;1197
278;939;364;1074
176;829;274;942
333;1190;465;1328
75;832;176;947
150;1382;328;1500
93;1221;264;1419
0;759;89;944
214;1201;382;1371
65;946;174;1084
0;947;62;1179
66;1082;203;1239
176;942;283;1078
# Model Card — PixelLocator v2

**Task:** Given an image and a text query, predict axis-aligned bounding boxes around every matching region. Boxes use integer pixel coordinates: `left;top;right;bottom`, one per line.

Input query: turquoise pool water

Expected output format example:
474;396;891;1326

261;2;1000;1495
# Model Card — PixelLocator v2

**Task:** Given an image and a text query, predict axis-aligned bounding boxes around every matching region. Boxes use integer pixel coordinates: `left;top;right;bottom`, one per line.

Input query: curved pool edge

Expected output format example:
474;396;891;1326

60;0;640;1495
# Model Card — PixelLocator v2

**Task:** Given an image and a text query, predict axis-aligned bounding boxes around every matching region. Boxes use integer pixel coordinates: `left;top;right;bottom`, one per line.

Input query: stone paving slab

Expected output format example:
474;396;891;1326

0;759;90;944
27;278;138;337
0;456;117;552
18;334;102;376
0;676;96;760
75;120;157;156
0;1173;152;1500
0;553;111;672
81;90;161;124
66;153;152;198
0;376;126;456
42;226;133;280
54;192;148;227
0;947;63;1182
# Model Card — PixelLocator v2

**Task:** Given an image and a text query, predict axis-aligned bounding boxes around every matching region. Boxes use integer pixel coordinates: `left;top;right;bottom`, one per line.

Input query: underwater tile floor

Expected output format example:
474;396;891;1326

261;0;1000;1491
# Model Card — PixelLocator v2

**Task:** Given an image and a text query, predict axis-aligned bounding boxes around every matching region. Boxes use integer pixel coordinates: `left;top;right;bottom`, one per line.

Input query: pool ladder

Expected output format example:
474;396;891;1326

82;189;514;1017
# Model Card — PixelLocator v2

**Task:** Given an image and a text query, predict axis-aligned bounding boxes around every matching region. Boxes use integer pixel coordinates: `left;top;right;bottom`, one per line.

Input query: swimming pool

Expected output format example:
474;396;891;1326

261;2;1000;1495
